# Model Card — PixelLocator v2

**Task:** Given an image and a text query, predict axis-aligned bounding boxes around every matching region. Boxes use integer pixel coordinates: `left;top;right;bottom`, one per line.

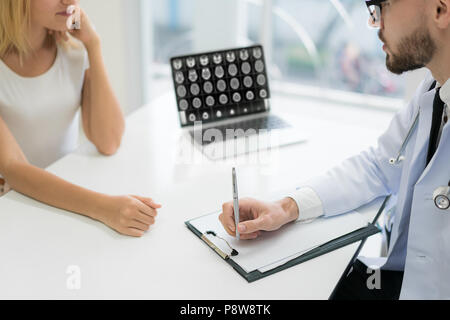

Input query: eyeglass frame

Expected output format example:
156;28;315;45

366;0;387;28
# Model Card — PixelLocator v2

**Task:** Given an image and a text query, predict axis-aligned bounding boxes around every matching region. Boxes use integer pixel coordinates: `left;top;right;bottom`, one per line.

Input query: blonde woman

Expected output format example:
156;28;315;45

0;0;161;237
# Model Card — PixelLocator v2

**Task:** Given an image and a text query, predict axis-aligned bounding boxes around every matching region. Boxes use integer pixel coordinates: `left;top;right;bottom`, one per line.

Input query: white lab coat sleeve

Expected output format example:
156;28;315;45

287;187;324;222
288;74;434;218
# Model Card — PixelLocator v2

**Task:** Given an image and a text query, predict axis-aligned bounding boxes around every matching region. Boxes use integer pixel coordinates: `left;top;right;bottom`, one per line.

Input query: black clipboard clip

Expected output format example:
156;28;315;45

201;230;239;260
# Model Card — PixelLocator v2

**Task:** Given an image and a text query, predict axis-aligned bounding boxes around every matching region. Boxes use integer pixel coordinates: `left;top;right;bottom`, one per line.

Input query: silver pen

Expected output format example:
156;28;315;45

232;167;240;240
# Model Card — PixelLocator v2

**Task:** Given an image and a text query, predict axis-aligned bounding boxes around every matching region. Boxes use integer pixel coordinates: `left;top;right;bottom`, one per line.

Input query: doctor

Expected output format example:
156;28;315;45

219;0;450;299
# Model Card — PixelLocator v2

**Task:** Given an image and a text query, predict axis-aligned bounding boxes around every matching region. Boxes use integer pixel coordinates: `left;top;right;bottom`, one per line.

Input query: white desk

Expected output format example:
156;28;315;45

0;92;394;299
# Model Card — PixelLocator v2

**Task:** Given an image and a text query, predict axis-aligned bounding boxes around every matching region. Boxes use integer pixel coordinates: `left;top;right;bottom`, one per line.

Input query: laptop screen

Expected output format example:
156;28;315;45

170;45;271;127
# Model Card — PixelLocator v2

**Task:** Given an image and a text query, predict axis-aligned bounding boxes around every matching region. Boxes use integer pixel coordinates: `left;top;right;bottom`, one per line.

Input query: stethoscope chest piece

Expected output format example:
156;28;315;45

433;186;450;210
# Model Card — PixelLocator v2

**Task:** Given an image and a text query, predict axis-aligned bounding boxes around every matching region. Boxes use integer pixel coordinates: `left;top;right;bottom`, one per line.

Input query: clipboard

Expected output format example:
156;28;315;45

185;199;386;283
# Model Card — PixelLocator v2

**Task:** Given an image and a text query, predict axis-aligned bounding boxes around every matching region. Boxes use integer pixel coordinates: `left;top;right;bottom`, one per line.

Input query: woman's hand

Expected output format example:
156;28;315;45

98;195;162;237
49;7;100;51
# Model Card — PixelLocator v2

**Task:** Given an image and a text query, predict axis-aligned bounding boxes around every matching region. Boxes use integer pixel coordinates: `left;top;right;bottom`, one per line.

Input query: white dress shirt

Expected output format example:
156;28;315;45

289;78;449;222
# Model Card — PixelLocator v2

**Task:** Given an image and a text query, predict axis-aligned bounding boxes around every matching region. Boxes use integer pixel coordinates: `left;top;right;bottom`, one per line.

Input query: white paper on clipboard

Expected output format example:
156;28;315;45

188;210;369;274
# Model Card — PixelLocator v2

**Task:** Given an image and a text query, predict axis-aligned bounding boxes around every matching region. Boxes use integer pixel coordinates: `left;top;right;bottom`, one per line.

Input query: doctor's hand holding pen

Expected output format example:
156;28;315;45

219;197;299;239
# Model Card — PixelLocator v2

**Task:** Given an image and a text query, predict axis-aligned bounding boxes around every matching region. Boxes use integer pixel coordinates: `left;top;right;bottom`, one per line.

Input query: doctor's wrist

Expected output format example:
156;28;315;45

277;197;300;223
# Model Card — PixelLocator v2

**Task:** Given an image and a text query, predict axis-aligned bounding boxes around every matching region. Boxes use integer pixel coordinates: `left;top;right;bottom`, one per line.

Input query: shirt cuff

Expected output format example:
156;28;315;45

286;187;324;223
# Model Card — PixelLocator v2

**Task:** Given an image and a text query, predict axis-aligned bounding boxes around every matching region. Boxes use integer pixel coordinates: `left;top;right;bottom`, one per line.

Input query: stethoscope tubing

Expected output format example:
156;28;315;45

389;110;420;165
389;108;449;210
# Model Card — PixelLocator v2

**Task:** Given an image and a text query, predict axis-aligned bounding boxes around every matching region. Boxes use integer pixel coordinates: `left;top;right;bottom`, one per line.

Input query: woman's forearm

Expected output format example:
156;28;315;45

86;43;125;154
4;162;109;221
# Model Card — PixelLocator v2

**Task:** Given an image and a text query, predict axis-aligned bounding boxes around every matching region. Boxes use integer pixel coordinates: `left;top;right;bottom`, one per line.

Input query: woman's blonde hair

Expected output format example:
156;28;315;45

0;0;78;61
0;0;32;59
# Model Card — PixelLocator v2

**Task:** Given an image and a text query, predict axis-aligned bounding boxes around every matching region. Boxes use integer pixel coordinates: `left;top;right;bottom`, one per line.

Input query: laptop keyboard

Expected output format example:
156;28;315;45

190;115;291;145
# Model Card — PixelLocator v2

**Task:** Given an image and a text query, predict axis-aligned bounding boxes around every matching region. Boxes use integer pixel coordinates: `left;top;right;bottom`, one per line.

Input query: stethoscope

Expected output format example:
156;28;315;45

389;108;450;210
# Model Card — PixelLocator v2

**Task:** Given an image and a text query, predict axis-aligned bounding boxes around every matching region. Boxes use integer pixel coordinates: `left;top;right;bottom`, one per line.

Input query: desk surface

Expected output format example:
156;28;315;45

0;92;393;299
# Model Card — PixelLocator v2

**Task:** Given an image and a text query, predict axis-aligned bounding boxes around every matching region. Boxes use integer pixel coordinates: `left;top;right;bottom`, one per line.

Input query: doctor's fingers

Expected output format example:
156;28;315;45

238;216;270;234
220;199;261;233
223;198;259;219
218;212;260;239
238;230;261;240
220;201;252;229
219;211;235;236
220;202;238;232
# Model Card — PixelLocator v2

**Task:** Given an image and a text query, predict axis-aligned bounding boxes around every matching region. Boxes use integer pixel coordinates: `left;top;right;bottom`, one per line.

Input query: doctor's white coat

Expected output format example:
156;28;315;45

303;73;450;299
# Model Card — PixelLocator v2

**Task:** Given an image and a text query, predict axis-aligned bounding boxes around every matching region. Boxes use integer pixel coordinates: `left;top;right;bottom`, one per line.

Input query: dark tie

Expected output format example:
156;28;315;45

426;88;445;165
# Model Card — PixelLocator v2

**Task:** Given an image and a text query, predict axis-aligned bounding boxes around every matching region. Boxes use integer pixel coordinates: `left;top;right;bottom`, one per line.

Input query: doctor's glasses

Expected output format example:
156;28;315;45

366;0;386;28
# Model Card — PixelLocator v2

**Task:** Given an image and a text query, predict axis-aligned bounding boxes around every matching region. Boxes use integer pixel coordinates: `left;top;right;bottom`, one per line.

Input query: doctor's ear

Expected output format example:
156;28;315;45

434;0;450;28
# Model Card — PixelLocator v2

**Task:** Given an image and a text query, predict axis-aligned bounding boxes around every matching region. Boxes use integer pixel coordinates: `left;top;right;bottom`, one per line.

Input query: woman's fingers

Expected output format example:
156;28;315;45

132;195;162;209
125;228;144;238
134;199;158;218
135;212;155;226
128;219;150;232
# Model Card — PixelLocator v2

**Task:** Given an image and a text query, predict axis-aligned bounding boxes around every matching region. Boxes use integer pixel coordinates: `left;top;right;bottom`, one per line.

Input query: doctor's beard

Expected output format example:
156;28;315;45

379;25;436;75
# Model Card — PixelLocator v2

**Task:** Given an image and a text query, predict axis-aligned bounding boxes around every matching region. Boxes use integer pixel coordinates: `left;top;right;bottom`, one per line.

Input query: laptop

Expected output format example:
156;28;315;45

170;45;307;160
